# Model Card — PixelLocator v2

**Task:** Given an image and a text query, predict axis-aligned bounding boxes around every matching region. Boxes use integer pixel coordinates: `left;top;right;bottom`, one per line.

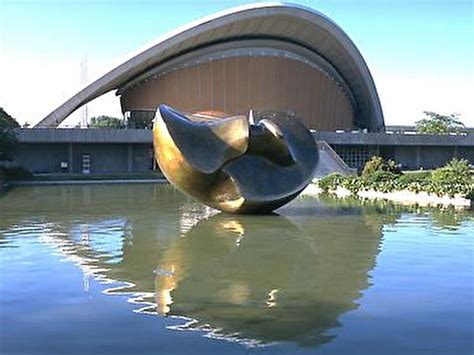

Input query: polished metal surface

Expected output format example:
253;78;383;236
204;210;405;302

153;105;318;213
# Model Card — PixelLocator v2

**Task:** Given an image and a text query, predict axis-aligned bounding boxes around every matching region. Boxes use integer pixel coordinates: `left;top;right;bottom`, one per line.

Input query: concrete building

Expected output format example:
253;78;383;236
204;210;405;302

13;129;474;175
14;129;153;174
18;3;471;177
35;3;384;132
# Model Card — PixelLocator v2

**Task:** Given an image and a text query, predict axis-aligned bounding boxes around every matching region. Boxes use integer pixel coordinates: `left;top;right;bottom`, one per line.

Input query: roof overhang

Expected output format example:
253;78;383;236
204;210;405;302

35;2;384;131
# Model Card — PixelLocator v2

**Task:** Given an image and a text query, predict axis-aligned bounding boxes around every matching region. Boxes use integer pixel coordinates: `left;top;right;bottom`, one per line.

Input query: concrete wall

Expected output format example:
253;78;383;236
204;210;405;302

418;146;455;170
17;128;151;143
393;146;418;170
332;144;474;171
15;143;68;173
72;144;128;174
313;131;474;170
11;129;474;174
457;146;474;163
12;138;154;174
132;144;154;172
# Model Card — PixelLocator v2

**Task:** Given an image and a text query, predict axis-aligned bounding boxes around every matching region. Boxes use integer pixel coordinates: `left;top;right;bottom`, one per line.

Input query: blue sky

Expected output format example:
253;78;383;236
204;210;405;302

1;0;473;126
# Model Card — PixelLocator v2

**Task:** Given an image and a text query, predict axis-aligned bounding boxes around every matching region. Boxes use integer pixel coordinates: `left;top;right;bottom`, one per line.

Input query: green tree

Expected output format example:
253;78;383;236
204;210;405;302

89;115;125;129
0;107;20;162
415;111;465;134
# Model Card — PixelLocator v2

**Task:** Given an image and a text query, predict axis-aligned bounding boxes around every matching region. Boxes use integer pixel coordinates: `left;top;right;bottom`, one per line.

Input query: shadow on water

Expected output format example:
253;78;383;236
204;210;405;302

0;184;472;348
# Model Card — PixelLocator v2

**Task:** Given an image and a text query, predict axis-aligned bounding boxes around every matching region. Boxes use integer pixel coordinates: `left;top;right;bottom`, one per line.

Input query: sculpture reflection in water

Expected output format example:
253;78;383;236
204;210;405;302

154;208;382;346
153;105;318;213
8;185;383;347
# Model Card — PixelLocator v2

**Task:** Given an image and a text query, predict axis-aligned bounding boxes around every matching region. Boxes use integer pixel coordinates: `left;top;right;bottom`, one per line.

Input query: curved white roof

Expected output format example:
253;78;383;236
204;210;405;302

36;2;384;131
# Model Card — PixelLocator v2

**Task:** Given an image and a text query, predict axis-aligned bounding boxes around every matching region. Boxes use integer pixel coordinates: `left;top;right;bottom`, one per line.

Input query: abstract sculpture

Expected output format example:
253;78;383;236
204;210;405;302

153;105;318;213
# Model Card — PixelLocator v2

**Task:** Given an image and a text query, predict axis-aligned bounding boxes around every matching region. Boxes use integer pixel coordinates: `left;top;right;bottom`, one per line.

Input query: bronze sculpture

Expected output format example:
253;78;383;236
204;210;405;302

153;105;318;213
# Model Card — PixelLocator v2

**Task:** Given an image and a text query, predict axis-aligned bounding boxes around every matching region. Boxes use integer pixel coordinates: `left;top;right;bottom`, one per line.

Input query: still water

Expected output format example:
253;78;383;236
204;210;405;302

0;184;473;355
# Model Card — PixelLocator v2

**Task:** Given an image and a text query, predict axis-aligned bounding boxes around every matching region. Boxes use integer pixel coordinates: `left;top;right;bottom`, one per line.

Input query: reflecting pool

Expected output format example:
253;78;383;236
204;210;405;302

0;185;473;354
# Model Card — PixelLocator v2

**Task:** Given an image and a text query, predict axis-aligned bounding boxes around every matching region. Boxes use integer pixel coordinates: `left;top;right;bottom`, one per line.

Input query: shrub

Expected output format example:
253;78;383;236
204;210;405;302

430;158;473;197
361;170;400;192
341;174;361;195
362;156;401;177
398;171;431;183
398;171;432;193
318;173;345;192
317;157;473;200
